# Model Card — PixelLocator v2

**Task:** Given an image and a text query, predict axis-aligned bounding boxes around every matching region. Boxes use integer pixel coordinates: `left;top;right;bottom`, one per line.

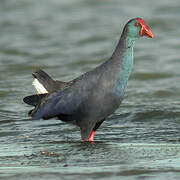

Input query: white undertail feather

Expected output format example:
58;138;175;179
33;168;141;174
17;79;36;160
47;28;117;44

32;78;48;94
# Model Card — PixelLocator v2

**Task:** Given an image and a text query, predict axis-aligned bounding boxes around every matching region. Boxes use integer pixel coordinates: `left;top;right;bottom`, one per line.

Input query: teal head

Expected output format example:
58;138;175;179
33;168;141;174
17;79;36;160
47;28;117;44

123;18;154;40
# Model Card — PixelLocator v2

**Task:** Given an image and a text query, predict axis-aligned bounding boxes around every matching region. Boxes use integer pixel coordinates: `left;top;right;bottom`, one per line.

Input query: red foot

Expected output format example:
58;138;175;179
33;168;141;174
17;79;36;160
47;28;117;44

81;130;96;142
88;130;95;142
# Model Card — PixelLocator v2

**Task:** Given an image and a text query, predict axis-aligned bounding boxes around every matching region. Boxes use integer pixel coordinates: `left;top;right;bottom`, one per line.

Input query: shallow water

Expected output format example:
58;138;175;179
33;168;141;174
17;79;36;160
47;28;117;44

1;0;180;179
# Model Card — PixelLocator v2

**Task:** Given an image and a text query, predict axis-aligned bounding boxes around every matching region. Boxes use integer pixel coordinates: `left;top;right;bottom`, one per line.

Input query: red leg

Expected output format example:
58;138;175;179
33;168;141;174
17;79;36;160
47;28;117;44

88;130;95;142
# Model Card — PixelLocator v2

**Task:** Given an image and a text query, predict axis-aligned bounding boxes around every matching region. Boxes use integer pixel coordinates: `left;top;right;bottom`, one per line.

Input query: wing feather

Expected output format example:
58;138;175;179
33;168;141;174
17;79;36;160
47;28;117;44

32;87;88;119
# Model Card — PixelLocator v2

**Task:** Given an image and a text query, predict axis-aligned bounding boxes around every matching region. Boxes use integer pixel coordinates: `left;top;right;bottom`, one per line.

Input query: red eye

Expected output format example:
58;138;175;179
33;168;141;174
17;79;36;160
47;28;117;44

135;23;140;27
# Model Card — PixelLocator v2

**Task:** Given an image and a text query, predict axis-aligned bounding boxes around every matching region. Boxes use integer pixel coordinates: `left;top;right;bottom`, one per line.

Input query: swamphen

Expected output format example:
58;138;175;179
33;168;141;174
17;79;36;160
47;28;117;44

24;18;154;142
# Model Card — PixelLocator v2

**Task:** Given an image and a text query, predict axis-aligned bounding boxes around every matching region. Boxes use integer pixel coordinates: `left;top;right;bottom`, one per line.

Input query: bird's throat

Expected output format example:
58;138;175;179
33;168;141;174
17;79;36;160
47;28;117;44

116;41;134;97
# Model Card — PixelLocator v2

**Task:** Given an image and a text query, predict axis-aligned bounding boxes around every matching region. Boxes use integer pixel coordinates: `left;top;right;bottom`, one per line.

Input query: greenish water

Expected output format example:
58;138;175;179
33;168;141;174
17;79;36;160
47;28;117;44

1;0;180;179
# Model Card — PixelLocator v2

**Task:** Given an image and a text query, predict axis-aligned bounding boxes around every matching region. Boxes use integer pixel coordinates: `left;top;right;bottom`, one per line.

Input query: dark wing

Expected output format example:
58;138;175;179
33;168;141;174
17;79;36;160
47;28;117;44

31;86;89;120
28;66;102;120
23;94;47;106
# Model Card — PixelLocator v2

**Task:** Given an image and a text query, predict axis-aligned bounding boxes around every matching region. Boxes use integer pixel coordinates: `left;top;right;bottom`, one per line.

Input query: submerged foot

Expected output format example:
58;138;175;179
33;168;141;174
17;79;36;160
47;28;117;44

81;130;96;142
88;130;95;142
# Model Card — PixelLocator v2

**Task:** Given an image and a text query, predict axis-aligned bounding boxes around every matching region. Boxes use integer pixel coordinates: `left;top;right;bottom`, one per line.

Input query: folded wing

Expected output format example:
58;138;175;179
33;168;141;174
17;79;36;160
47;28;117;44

30;86;89;120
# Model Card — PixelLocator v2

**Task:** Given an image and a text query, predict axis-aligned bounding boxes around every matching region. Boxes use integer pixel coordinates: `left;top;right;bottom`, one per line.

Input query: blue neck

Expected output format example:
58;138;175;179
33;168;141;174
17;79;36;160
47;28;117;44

115;37;135;97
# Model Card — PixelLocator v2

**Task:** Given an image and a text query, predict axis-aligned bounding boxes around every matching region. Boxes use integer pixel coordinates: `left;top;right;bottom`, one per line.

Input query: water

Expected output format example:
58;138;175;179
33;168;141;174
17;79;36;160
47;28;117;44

1;0;180;179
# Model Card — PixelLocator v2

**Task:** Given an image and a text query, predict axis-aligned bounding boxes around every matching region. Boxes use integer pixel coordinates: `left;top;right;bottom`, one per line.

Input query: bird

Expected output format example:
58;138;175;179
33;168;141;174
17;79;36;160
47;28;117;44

23;17;154;142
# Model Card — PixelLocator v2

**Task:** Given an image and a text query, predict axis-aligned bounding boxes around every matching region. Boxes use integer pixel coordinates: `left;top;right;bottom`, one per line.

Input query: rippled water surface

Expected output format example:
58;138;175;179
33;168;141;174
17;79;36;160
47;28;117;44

1;0;180;179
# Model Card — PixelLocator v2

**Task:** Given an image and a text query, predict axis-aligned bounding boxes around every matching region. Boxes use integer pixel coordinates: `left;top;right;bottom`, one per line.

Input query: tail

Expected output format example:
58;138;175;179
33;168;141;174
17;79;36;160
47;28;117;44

24;69;68;118
32;70;54;94
32;69;66;94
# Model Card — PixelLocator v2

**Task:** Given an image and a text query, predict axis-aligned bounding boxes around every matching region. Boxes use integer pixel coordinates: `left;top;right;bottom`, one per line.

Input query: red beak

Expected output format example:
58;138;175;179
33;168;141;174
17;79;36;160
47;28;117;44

137;18;154;39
